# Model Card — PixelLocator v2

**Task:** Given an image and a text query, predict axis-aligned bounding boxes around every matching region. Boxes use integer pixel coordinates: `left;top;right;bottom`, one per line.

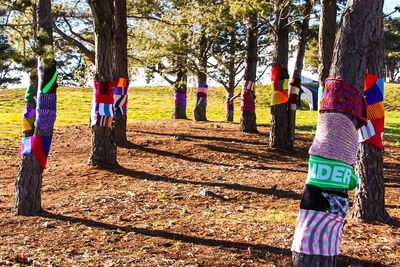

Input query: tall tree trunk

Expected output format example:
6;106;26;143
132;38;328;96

288;0;312;149
112;0;129;146
318;0;336;87
15;0;58;215
292;1;384;266
194;33;208;122
173;71;188;119
352;8;389;223
89;0;118;168
240;12;258;133
225;30;237;122
270;1;291;150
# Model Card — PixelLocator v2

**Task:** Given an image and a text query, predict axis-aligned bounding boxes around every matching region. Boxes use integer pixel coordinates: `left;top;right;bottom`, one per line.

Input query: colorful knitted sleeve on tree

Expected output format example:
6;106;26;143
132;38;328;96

113;77;129;117
241;80;256;113
91;81;114;128
358;74;385;150
271;65;289;106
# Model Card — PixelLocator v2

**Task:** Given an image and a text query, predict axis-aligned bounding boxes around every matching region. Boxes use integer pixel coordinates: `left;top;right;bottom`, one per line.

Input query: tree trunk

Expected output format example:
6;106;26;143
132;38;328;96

292;1;385;265
353;144;388;222
173;71;188;119
225;30;237;123
352;8;389;223
270;1;290;150
318;0;336;87
194;33;208;122
15;0;58;215
112;0;129;146
289;0;312;149
89;0;118;168
240;12;257;133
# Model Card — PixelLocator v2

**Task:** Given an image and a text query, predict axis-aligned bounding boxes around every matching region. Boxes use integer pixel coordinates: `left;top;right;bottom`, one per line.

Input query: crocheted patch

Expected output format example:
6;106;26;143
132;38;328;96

309;113;358;165
291;209;346;256
320;79;367;123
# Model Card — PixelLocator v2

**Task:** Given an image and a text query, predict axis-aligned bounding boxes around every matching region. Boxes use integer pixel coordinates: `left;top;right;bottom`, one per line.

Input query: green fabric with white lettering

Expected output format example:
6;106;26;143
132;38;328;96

306;155;359;191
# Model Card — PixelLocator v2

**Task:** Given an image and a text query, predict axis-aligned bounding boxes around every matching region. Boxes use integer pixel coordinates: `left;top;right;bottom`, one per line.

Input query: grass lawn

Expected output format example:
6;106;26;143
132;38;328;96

0;83;399;148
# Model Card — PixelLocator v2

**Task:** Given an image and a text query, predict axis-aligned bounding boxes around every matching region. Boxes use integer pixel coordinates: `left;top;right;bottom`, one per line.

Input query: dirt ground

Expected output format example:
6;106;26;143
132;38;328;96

0;120;399;266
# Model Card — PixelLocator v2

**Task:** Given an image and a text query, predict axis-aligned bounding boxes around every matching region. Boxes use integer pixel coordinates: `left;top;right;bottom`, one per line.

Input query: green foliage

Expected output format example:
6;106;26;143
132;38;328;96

0;34;21;88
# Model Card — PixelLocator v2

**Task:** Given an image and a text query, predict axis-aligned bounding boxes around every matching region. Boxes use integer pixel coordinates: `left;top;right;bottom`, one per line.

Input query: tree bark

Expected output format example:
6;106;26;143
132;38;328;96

15;0;57;215
194;33;208;122
352;8;389;223
240;12;257;133
270;1;291;150
112;0;129;146
89;0;118;168
288;0;312;149
318;0;336;86
225;30;237;123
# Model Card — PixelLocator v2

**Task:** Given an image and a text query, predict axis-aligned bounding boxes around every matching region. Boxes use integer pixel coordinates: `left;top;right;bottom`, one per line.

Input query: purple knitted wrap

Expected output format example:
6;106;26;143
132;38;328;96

309;113;358;165
35;93;57;130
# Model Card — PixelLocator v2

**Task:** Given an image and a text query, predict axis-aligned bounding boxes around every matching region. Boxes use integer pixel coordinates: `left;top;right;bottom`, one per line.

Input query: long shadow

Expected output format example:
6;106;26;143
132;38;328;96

39;212;387;266
134;130;266;146
125;143;308;173
111;166;301;200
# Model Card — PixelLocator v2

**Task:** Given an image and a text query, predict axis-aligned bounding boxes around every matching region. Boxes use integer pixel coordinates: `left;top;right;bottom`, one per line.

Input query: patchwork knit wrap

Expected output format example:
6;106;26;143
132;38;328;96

271;65;289;106
291;209;346;256
174;91;187;107
358;74;385;150
113;77;129;116
21;135;53;169
197;83;208;107
309;113;358;165
289;77;301;110
241;80;256;113
320;78;367;123
91;81;114;128
226;91;234;111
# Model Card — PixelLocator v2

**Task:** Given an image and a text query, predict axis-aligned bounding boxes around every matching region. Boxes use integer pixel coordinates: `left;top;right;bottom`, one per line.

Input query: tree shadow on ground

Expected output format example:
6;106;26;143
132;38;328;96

124;142;308;173
39;212;387;266
111;166;301;200
134;130;266;146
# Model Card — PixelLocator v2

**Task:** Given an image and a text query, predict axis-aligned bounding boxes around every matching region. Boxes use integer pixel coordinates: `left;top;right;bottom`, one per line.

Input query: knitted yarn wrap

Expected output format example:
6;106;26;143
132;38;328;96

309;113;358;165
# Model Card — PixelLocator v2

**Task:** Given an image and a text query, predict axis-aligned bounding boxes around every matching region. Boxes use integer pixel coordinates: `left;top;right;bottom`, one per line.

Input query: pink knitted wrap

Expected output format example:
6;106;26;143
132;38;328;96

309;113;358;165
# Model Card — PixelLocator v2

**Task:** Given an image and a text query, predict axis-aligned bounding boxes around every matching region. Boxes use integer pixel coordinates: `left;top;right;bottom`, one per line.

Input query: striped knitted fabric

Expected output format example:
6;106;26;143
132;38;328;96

113;77;129;116
91;81;114;128
309;113;358;165
291;209;346;256
226;91;234;111
358;74;385;150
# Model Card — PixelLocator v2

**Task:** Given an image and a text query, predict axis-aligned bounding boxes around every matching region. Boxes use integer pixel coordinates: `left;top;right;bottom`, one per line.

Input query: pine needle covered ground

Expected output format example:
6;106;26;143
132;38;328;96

0;85;399;266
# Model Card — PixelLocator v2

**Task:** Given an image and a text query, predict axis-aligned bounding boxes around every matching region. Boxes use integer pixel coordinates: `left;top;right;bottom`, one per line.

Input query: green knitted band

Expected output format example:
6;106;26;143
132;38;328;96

306;155;359;191
25;83;36;103
42;71;58;93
